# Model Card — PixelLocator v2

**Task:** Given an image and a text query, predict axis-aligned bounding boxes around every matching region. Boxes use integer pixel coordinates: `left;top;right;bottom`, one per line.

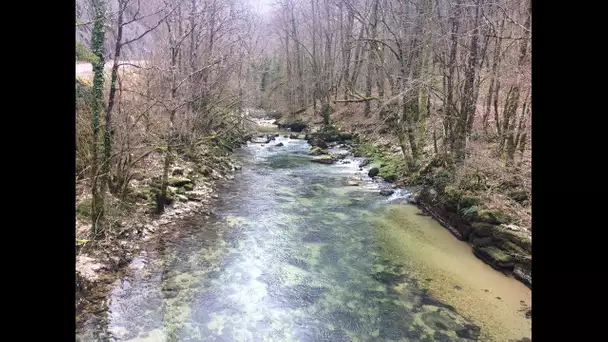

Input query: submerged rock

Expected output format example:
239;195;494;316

513;267;532;288
251;137;271;143
368;167;380;178
311;155;335;164
379;189;395;196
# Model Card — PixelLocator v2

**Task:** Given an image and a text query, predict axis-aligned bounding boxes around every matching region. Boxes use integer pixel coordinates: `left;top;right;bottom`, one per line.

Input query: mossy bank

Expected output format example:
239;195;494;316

287;116;531;290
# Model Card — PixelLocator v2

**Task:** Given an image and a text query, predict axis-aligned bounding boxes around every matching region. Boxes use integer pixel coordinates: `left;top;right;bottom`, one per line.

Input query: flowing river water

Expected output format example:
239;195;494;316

76;134;531;342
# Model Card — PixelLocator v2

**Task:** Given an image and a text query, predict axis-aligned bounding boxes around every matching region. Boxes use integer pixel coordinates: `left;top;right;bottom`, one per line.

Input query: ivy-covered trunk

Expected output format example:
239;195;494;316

90;0;106;236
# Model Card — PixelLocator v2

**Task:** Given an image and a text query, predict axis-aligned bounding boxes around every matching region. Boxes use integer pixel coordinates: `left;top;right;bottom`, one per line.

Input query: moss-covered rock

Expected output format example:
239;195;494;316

473;246;514;270
494;227;532;253
471;236;493;248
368;167;380;177
310;155;335;164
183;183;194;191
461;206;510;224
477;208;510;224
470;222;499;237
378;160;404;183
168;177;193;187
308;146;327;156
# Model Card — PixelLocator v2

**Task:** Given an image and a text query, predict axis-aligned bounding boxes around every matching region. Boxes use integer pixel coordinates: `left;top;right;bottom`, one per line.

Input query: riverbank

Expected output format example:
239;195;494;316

75;131;253;331
77;131;530;341
274;109;532;290
264;121;530;341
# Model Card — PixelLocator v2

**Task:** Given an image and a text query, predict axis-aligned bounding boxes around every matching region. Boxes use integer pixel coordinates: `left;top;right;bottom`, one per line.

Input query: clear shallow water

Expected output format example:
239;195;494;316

76;136;528;341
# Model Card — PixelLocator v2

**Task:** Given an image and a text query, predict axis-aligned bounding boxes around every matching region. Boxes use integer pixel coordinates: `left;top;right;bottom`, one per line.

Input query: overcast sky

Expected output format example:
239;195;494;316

252;0;275;14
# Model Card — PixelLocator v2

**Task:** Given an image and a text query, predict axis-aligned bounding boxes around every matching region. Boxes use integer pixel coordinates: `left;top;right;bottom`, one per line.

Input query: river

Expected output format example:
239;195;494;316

76;134;531;341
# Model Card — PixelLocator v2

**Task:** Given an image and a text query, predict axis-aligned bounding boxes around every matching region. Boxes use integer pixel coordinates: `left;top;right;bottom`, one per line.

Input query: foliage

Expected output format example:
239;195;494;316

76;42;98;63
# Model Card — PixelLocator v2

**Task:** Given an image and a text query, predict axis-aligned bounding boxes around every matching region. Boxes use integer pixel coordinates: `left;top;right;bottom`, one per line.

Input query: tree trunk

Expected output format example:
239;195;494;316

90;0;107;236
104;0;126;197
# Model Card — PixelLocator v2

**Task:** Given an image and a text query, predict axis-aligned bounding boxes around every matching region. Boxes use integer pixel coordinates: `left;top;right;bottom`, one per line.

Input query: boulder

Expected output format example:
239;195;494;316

289;133;299;139
168;178;193;187
251;137;271;144
347;180;360;186
368;167;380;178
310;155;335;164
309;138;328;149
379;189;395;196
277;121;307;132
286;122;307;132
275;142;284;147
176;194;189;202
308;146;327;156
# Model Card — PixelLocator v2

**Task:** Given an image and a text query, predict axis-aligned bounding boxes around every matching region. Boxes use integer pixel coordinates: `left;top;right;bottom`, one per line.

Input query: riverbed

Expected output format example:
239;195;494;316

76;134;531;341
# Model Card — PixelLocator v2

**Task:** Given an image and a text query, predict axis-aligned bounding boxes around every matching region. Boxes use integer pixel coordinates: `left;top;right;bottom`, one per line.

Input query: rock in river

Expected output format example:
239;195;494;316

311;155;335;164
368;167;380;178
379;189;395;196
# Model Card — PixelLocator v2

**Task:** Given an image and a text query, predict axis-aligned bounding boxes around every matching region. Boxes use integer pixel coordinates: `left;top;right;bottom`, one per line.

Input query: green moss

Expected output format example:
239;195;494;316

443;185;462;203
460;205;480;219
76;198;93;219
477;209;510;224
495;228;532;253
183;183;194;191
432;168;454;191
76;42;99;63
308;146;326;156
459;194;481;208
470;222;498;237
317;154;333;159
482;247;512;264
